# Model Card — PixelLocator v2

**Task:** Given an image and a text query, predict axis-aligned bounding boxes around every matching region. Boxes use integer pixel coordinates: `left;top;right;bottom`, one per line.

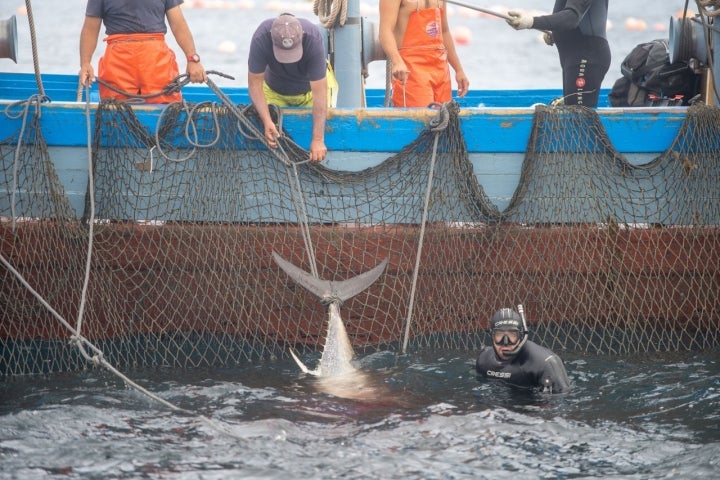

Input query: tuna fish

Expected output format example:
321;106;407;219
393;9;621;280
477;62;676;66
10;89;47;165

272;252;389;378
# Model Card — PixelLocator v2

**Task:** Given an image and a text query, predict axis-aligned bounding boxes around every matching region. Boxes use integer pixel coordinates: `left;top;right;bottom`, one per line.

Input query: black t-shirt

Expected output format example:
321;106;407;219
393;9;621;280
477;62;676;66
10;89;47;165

248;17;327;96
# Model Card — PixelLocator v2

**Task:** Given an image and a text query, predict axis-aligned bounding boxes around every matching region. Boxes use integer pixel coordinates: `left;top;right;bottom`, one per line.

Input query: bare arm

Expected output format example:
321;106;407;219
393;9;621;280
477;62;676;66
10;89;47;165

378;0;410;84
441;5;468;97
308;77;328;162
79;16;102;86
247;71;280;149
166;5;206;83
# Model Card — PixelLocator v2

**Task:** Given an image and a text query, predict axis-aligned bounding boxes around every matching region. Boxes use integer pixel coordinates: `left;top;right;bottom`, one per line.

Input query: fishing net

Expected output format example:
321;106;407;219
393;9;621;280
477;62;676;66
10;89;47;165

1;99;719;376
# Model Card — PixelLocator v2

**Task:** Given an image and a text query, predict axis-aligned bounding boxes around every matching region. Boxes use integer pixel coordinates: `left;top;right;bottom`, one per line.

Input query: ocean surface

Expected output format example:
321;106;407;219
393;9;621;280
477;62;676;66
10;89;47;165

2;1;720;479
1;349;719;479
0;0;699;90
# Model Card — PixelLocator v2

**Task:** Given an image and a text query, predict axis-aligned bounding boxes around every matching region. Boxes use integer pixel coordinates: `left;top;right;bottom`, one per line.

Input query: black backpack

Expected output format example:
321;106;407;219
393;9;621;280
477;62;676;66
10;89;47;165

609;38;700;107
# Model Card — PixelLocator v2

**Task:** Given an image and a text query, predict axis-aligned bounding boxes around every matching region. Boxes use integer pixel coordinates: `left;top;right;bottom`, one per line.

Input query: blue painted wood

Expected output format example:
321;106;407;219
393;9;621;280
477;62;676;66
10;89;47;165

1;72;608;107
0;97;687;153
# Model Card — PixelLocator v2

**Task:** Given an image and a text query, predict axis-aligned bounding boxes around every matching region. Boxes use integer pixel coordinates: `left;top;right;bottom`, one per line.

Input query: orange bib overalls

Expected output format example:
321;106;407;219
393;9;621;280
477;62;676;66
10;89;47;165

391;7;451;107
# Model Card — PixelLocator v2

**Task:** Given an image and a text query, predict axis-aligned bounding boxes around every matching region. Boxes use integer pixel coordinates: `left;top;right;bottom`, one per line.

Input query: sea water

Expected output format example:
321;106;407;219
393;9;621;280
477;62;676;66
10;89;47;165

1;349;719;478
0;0;699;90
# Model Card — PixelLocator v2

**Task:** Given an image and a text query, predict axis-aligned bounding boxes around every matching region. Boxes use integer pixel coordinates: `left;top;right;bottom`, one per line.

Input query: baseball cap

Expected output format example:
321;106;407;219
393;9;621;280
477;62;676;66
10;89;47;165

271;14;304;63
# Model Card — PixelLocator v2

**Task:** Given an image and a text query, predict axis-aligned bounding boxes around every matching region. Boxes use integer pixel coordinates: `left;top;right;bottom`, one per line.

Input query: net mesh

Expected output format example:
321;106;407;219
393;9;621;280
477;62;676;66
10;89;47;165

2;100;719;376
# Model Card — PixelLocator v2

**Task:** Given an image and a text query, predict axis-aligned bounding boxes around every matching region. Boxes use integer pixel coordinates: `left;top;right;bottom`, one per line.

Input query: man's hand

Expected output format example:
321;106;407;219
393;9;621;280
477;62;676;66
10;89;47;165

187;62;207;83
309;139;327;163
391;59;410;84
264;123;280;149
455;70;469;98
79;64;95;87
506;11;534;30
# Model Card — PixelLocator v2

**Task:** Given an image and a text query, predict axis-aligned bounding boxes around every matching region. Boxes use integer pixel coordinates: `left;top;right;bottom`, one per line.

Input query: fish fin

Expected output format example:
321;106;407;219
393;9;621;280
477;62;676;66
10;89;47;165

331;257;389;302
273;252;389;304
272;252;332;299
289;348;320;376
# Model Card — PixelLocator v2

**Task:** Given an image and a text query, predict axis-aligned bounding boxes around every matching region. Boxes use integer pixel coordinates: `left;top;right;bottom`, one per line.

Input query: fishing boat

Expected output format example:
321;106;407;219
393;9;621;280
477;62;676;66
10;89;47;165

1;1;719;376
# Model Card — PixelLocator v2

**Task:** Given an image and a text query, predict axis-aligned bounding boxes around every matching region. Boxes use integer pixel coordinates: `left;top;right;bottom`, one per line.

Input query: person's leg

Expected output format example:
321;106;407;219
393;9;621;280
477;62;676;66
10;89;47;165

429;50;452;104
562;58;608;107
561;40;611;107
391;51;436;107
98;41;141;101
137;38;181;104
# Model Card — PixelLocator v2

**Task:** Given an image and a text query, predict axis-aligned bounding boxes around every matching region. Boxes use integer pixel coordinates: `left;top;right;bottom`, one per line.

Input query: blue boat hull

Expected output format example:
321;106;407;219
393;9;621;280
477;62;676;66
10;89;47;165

0;73;689;214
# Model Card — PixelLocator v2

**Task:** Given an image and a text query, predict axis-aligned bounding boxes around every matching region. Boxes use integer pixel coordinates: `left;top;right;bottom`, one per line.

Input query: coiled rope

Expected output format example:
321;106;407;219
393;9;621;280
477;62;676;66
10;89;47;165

313;0;348;28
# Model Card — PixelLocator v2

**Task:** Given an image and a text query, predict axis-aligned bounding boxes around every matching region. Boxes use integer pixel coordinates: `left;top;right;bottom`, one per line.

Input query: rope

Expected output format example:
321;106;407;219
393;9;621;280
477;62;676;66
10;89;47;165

74;88;95;337
152;100;223;163
401;103;450;353
697;0;720;16
24;0;45;97
313;0;348;28
692;1;720;102
0;251;187;412
204;76;320;276
94;73;191;103
4;94;49;231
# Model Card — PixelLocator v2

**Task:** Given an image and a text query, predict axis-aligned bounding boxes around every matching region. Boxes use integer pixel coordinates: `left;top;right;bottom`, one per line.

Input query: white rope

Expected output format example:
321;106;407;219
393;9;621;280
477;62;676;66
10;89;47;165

401;105;450;353
74;91;96;336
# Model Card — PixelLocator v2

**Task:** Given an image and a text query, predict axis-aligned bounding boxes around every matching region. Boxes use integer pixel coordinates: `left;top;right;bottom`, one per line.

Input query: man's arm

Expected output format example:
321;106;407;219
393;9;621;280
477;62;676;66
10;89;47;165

79;16;102;87
522;0;593;32
440;5;468;98
247;71;280;149
308;77;328;162
378;0;410;85
166;5;206;83
540;354;571;393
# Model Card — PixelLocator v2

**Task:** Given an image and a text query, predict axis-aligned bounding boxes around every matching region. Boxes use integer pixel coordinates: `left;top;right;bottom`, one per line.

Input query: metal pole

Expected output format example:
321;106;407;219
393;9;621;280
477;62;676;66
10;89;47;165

445;0;512;21
333;0;365;107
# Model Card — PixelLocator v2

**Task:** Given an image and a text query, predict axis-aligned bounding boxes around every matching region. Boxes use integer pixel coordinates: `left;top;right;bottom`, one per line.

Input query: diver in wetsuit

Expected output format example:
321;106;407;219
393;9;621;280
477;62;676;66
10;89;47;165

475;307;571;393
505;0;610;107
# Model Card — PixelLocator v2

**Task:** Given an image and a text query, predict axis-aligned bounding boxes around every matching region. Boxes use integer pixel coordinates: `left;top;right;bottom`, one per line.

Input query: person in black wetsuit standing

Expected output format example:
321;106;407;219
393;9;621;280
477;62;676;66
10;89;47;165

505;0;610;107
475;307;571;393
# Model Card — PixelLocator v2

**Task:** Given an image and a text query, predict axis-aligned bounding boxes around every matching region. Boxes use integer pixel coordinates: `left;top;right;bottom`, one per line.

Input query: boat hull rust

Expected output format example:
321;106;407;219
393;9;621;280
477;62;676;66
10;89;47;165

2;222;718;343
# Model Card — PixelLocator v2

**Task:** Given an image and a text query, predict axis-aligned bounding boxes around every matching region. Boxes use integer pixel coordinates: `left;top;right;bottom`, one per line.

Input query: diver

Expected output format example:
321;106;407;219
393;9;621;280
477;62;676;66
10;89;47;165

475;307;571;393
505;0;610;108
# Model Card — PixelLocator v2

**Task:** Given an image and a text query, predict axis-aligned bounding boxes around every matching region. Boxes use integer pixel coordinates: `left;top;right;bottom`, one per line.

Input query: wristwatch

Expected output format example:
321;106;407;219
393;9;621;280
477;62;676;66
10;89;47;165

187;53;200;63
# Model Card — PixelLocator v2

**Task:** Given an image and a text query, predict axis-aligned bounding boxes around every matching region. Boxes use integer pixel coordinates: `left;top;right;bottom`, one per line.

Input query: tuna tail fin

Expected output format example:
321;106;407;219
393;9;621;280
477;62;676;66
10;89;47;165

289;348;318;375
271;252;389;304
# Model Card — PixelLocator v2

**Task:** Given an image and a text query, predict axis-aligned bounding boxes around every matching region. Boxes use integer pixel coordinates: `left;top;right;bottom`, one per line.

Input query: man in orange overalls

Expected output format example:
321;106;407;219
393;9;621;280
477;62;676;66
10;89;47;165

79;0;206;103
379;0;469;107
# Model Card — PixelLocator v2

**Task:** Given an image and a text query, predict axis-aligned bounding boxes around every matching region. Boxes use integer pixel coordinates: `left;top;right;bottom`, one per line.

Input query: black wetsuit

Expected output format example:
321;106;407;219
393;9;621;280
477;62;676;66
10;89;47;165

532;0;611;107
475;340;571;393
